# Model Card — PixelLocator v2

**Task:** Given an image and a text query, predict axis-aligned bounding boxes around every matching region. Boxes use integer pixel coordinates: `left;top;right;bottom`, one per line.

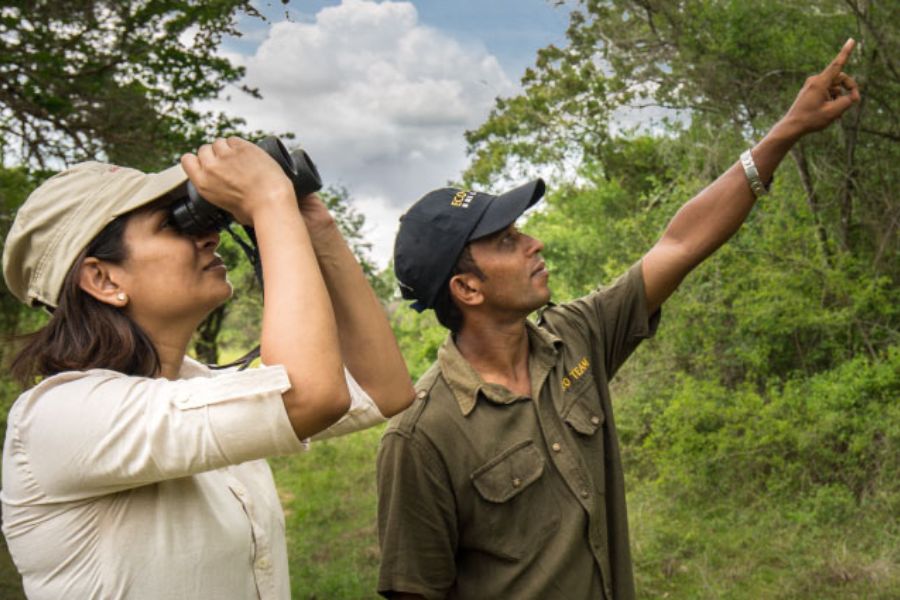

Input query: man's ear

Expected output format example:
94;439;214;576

449;273;483;308
78;257;128;307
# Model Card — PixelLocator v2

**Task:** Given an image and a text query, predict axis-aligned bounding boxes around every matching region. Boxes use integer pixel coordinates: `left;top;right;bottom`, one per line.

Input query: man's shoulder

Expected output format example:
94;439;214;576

536;298;593;348
539;264;645;333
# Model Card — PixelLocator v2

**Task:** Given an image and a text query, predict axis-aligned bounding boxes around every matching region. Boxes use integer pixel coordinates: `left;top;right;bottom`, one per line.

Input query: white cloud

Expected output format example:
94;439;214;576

208;0;515;265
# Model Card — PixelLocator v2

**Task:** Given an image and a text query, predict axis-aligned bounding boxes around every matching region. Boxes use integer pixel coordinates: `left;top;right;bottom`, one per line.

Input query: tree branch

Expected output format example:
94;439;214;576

843;0;900;83
858;126;900;142
790;144;834;268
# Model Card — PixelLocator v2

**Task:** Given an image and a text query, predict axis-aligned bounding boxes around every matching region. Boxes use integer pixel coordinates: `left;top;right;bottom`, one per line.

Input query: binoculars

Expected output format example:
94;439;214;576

170;136;323;235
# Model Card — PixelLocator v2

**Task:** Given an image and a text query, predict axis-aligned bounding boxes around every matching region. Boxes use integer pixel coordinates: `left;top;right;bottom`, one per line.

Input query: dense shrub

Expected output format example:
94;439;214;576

637;346;899;511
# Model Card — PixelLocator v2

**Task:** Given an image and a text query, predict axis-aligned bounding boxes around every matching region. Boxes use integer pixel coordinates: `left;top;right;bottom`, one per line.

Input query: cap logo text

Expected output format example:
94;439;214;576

450;190;475;208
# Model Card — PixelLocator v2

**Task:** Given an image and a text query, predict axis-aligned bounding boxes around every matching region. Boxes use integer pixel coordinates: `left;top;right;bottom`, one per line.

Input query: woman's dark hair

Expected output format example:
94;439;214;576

433;244;485;333
9;212;160;386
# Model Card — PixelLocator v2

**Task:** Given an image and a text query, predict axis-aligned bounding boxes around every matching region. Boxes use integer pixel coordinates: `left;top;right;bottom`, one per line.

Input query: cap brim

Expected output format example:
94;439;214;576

469;178;545;241
112;163;188;217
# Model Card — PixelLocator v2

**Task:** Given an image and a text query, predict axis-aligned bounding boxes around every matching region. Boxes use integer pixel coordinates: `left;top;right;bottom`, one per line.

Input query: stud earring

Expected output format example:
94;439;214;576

116;292;127;303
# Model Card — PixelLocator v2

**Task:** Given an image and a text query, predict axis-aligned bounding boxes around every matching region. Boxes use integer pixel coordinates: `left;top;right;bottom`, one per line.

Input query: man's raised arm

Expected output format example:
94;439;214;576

642;39;860;314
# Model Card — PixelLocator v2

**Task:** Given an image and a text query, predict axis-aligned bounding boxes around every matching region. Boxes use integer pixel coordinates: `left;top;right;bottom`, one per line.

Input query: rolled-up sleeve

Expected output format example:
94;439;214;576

311;368;387;442
7;364;304;503
547;261;661;378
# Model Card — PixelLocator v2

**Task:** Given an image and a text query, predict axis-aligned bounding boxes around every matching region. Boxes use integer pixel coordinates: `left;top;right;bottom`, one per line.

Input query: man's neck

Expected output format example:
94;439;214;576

454;317;532;397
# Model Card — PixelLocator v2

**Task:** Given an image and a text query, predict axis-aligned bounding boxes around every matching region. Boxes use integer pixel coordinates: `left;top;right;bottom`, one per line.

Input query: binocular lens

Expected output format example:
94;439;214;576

169;185;232;235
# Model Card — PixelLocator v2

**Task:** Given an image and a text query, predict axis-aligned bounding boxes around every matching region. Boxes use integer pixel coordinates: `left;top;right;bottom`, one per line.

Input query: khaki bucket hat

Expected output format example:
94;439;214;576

3;161;188;308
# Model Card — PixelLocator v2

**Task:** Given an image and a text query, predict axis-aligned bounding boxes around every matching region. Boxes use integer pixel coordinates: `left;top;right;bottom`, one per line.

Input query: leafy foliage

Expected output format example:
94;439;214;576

0;0;274;366
637;347;899;502
387;303;446;381
466;0;899;280
0;0;260;170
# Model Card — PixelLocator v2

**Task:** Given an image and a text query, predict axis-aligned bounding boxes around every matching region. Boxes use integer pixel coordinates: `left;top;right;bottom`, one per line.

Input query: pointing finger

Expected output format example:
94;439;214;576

824;38;856;78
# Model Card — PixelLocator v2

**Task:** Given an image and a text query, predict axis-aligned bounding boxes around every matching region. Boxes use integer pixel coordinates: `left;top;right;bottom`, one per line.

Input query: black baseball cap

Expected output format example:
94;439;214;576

394;178;546;311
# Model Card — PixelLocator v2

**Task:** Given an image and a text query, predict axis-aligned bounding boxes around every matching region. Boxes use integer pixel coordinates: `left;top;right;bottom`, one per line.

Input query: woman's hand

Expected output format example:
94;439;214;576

297;192;338;239
180;137;295;226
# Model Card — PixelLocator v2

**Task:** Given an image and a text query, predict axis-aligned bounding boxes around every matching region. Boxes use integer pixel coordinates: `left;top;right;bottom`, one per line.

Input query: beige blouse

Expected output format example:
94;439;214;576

1;357;384;599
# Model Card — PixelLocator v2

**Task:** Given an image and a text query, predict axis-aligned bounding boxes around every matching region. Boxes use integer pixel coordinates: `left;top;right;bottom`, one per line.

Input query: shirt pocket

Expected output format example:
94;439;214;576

563;381;605;437
468;440;561;560
562;384;607;484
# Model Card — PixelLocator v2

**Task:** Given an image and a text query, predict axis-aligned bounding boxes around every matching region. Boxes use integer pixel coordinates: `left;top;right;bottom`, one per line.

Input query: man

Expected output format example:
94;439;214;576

377;41;860;599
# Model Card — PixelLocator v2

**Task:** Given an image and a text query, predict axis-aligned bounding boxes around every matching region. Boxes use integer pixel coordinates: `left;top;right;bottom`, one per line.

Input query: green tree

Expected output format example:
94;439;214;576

0;0;261;170
468;0;898;258
466;0;899;373
0;0;279;364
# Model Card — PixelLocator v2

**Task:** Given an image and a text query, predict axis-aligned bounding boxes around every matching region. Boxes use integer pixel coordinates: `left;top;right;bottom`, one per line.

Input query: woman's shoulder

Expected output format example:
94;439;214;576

7;369;145;420
21;367;131;395
10;358;277;418
20;357;213;397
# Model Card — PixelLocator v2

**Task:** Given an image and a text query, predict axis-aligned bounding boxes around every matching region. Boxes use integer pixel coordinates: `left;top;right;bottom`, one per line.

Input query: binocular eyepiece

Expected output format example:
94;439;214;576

170;136;322;236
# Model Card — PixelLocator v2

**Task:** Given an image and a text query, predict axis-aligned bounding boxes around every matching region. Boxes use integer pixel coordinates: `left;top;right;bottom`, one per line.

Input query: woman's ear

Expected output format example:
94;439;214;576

449;273;483;308
78;257;128;307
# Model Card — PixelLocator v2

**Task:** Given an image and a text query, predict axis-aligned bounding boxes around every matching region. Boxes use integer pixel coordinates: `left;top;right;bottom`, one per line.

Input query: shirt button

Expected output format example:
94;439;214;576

512;477;522;487
257;556;271;570
580;489;589;499
590;415;601;425
551;442;561;452
416;390;427;399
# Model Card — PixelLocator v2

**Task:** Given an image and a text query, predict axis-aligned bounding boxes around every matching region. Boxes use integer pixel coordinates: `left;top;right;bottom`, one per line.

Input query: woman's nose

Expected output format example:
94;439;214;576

194;229;220;250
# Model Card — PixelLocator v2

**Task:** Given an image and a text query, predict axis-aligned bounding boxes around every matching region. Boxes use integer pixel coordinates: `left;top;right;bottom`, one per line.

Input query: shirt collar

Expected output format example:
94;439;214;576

437;321;562;417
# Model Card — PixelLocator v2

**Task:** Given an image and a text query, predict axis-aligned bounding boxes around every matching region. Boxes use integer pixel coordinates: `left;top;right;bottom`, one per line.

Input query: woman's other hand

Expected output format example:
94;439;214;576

297;192;338;239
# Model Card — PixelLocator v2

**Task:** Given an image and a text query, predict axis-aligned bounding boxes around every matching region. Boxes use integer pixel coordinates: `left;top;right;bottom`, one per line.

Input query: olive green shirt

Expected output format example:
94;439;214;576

377;262;660;600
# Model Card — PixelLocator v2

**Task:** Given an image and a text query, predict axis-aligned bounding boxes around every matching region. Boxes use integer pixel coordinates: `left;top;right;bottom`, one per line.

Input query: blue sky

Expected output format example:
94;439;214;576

229;0;570;75
211;0;572;265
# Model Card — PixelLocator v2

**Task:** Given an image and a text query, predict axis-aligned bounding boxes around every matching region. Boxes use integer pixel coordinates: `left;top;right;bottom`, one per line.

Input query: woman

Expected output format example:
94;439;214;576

1;137;415;598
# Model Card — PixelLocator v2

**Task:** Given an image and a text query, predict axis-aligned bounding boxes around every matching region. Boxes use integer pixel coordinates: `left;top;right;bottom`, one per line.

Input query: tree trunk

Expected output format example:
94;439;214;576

790;144;834;268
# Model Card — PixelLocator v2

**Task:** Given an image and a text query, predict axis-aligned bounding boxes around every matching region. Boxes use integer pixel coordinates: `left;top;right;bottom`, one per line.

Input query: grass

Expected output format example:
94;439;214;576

1;422;896;598
629;483;900;599
271;425;385;599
